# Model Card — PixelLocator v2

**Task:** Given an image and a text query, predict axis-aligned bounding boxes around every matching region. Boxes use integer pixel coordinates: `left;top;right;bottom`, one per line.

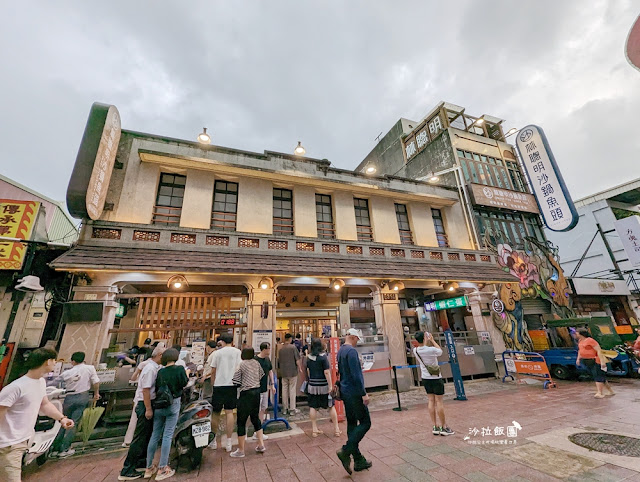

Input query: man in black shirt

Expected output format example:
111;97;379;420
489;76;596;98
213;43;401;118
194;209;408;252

254;342;275;439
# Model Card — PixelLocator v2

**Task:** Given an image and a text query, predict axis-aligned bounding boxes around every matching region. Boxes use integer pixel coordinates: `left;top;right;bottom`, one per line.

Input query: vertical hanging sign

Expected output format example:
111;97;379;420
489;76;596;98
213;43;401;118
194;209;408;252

515;125;578;232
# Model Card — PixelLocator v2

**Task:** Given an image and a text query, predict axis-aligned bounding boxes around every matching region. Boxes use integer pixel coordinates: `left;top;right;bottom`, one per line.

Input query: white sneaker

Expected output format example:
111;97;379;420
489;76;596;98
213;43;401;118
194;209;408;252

207;439;217;450
230;449;245;458
252;433;268;440
58;449;75;458
226;440;233;452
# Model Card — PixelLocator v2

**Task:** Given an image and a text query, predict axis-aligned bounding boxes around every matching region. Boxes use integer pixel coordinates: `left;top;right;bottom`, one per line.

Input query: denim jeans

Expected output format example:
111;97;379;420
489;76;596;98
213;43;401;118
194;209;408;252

53;391;91;452
146;397;181;468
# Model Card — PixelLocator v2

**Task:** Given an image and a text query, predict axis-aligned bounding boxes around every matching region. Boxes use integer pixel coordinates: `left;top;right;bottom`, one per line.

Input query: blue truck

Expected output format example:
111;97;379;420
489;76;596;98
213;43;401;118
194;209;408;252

540;317;638;380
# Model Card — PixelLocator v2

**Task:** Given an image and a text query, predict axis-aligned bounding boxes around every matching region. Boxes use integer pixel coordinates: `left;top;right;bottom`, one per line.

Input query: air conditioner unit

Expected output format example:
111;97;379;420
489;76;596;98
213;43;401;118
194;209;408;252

19;292;50;348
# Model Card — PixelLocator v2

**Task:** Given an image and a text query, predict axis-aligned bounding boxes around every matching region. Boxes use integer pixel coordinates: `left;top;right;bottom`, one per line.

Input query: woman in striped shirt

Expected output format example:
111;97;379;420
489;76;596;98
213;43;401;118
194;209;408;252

305;339;341;437
230;348;265;457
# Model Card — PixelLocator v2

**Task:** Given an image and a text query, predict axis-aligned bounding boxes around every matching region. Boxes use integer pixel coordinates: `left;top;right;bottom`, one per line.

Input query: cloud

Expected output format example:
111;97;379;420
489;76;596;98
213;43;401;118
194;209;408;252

0;0;638;204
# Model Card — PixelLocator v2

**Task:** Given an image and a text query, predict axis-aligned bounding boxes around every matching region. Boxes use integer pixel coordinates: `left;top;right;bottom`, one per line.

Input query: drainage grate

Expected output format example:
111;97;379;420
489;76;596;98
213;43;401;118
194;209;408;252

569;433;640;457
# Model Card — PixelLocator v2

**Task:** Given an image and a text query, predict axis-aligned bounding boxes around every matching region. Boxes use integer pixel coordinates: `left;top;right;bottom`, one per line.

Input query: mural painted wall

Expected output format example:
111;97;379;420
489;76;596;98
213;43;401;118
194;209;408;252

487;234;574;351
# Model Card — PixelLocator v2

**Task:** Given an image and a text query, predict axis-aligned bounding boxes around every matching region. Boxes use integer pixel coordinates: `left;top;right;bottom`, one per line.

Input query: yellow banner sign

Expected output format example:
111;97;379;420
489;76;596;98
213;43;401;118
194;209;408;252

0;200;39;270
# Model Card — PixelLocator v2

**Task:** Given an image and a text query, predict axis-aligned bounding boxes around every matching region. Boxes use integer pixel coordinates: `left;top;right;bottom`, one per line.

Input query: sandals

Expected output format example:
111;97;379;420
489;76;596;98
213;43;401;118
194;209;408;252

311;430;324;438
334;430;343;437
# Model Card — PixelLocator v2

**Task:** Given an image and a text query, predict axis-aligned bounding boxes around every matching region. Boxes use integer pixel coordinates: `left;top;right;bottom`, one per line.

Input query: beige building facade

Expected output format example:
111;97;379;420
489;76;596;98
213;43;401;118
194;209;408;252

53;104;514;390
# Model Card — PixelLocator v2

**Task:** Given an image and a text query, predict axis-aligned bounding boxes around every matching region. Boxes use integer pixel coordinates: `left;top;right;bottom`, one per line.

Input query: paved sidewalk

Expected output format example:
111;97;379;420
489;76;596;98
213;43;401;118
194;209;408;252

24;377;640;481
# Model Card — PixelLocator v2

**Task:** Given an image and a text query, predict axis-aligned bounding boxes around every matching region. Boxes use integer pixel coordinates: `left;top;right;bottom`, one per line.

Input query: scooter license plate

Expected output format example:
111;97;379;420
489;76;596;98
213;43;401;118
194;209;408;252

192;422;211;436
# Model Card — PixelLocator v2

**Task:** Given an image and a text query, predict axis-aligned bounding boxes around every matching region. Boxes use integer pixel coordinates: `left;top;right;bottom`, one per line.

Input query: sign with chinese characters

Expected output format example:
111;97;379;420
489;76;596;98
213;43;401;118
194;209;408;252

491;299;505;314
67;103;121;220
252;330;272;353
0;200;39;270
96;368;117;384
468;184;539;214
403;112;445;161
463;346;475;356
571;277;631;296
615;215;640;267
424;296;468;312
515;125;577;231
190;341;206;366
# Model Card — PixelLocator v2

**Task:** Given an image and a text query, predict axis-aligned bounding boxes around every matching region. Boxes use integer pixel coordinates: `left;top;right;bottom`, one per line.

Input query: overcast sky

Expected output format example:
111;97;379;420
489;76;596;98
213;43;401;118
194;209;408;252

1;1;639;209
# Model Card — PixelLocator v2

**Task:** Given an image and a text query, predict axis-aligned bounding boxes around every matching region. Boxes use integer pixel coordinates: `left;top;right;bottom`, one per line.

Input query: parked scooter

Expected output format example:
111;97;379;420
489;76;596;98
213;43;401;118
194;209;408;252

173;366;212;470
22;386;66;467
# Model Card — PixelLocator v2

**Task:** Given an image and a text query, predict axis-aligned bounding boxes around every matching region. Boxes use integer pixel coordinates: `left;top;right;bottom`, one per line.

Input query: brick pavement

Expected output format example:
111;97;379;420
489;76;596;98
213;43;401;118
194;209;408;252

23;377;640;481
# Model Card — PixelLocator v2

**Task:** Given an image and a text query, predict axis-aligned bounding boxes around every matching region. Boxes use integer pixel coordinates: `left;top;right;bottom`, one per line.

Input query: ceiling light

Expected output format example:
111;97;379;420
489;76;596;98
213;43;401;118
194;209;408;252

475;118;484;125
366;165;376;174
506;127;518;136
167;274;188;290
389;280;405;292
197;127;211;144
442;281;459;293
294;141;306;156
427;172;439;183
331;279;345;291
259;277;273;290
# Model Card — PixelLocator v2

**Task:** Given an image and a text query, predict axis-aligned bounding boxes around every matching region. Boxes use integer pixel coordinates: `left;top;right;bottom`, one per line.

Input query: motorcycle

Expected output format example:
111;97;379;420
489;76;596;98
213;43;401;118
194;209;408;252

22;386;66;467
173;366;212;470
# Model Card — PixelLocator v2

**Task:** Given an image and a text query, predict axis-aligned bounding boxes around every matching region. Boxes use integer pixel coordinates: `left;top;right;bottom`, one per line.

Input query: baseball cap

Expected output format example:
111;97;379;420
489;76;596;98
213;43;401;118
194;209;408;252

346;328;363;341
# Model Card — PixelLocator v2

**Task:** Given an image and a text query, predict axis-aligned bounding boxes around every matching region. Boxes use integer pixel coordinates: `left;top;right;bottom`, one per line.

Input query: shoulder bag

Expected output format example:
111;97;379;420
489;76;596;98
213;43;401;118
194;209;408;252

414;348;441;377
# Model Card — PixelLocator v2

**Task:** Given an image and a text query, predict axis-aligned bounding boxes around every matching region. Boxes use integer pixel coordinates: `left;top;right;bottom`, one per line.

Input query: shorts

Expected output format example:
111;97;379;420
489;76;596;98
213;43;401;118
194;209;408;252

259;391;269;412
211;385;238;412
583;358;606;383
422;378;445;396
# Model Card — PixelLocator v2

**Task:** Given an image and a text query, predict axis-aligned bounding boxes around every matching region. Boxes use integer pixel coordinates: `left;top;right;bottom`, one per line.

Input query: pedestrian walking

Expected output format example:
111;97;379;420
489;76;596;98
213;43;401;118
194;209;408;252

207;334;241;452
0;348;73;482
145;348;188;480
254;342;275;440
413;331;454;436
293;334;303;353
336;329;372;474
230;348;265;457
304;338;341;437
574;328;615;398
118;346;165;481
51;351;101;458
278;333;301;414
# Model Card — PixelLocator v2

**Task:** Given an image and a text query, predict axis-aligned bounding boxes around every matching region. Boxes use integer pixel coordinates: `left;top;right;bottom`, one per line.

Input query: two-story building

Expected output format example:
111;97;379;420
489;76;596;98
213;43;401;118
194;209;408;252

51;103;514;388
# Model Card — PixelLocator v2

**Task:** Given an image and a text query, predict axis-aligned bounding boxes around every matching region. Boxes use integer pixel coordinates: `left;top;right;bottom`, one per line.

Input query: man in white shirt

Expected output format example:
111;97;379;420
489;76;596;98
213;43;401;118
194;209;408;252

207;334;241;452
119;346;164;481
51;351;100;457
0;348;73;482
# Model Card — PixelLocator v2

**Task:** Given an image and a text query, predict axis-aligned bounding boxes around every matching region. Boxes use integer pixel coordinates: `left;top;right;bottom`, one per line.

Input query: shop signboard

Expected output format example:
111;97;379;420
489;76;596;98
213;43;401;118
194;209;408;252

252;330;272;353
67;102;121;220
515;125;578;231
614;215;640;267
444;330;466;401
96;369;117;384
571;278;631;296
491;299;505;314
424;296;468;312
0;200;39;270
468;183;539;214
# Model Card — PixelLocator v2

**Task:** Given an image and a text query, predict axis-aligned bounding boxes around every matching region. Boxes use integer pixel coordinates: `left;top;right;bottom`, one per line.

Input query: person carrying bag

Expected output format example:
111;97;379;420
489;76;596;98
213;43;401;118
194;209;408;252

413;332;454;436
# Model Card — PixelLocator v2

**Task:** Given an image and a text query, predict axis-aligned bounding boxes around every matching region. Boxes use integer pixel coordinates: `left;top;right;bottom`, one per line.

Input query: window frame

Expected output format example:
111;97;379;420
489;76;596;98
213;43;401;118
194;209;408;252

431;208;449;248
394;203;414;245
273;188;294;235
152;173;187;225
353;197;373;242
315;193;335;239
211;180;239;231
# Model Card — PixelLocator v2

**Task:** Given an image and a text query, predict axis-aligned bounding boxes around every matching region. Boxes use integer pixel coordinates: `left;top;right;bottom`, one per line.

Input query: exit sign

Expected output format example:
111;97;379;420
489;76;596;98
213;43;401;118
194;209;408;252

424;296;468;312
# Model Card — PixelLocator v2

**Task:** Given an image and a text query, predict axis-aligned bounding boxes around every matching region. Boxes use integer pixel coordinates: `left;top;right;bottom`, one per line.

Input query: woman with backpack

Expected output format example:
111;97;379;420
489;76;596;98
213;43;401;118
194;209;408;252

413;331;454;436
145;348;188;480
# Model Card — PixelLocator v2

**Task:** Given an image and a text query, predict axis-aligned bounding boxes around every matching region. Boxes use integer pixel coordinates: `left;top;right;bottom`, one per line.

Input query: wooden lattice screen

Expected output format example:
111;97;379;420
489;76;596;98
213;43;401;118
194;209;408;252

110;294;232;333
